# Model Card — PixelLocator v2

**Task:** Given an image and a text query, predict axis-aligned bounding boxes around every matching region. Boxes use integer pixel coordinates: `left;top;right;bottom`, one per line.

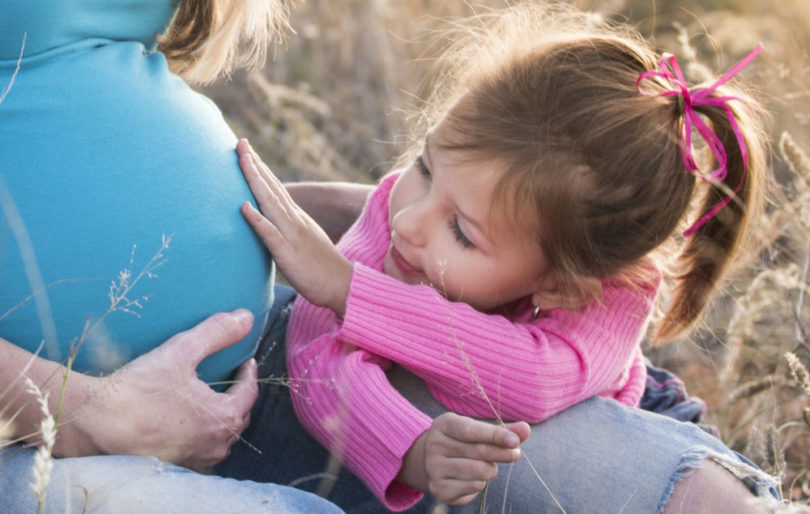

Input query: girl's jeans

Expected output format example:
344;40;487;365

1;286;778;513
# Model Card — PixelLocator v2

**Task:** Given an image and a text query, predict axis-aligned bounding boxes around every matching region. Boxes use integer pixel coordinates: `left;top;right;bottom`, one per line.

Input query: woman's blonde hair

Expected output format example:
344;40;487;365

157;0;294;84
417;3;768;343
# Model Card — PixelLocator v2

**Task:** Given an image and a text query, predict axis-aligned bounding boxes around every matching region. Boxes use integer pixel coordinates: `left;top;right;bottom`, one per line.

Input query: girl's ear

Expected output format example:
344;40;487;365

531;274;601;311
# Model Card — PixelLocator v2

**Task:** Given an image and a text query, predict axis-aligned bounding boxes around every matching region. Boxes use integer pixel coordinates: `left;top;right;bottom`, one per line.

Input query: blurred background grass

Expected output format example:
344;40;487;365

204;0;810;504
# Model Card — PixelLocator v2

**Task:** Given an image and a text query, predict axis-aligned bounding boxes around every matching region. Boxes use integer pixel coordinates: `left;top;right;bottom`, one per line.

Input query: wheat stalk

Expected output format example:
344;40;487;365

0;416;13;445
23;377;56;514
786;353;810;397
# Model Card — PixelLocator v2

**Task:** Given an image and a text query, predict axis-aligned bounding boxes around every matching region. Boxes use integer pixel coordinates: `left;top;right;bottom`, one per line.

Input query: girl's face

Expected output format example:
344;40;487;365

384;120;554;312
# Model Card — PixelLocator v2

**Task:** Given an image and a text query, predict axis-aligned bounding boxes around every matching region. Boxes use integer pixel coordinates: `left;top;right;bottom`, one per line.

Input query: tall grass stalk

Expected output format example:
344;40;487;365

23;378;55;514
50;236;170;433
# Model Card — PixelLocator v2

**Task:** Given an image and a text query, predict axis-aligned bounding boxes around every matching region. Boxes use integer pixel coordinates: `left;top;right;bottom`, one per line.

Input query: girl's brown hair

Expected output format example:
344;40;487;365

420;4;767;343
157;0;294;84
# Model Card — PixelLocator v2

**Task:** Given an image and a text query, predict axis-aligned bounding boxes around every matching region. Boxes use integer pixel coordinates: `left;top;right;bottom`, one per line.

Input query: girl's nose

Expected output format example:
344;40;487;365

391;202;429;248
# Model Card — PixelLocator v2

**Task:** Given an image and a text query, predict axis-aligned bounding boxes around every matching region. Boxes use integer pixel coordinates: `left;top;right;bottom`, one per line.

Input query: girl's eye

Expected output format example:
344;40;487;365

415;156;431;178
449;216;475;249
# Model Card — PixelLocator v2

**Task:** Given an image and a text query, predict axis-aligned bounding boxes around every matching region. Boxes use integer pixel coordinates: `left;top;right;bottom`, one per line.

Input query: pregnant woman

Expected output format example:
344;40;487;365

0;1;341;511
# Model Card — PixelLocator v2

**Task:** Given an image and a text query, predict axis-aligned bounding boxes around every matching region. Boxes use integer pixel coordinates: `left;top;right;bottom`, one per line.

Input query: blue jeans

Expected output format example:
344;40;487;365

1;286;778;513
0;446;341;513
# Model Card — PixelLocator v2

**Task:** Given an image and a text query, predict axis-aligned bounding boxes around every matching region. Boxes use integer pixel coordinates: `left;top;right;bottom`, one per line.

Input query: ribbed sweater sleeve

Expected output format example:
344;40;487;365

285;322;431;510
286;174;429;511
340;264;656;423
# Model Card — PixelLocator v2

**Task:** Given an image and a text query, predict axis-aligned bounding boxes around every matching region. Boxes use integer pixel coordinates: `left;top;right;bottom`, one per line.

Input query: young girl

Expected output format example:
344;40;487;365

239;4;775;512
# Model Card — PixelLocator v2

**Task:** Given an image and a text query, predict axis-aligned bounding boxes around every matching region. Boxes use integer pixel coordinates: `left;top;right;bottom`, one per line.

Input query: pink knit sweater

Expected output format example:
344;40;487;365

286;172;659;511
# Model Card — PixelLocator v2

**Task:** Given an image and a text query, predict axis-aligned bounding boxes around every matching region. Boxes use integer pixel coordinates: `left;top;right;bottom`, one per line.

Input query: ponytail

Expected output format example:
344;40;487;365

653;80;767;343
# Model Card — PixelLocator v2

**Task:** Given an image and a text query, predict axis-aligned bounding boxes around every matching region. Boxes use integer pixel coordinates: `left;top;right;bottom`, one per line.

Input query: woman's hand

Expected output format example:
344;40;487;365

57;309;259;470
238;139;353;318
398;412;531;506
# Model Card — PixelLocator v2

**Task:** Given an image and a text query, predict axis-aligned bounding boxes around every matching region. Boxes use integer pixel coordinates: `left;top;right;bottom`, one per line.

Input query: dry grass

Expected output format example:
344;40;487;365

204;0;810;505
24;377;55;514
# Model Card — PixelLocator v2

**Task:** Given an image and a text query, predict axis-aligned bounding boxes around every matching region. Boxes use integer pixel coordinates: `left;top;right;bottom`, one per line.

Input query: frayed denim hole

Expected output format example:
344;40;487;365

655;447;782;513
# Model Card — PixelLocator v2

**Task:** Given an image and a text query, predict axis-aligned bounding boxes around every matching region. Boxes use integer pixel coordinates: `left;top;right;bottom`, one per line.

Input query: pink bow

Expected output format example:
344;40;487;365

637;43;762;236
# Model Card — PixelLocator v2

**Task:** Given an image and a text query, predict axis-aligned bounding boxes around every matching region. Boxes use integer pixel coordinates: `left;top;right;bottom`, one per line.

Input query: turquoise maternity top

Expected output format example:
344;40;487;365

0;1;274;385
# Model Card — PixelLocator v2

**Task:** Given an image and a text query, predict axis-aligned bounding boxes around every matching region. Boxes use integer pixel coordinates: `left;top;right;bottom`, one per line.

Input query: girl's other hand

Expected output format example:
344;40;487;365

62;309;259;471
398;412;530;506
237;139;353;318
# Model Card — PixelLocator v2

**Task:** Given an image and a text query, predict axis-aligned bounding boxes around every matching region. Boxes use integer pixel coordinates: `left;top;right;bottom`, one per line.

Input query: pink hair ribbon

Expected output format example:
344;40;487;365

637;43;762;236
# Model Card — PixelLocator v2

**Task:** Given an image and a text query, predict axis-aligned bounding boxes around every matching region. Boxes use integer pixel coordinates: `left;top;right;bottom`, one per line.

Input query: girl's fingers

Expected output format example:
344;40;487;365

491;425;522;448
239;151;300;225
241;202;284;250
447;491;484;507
430;413;522;463
432;479;489;506
442;439;521;464
438;412;522;449
238;140;318;239
239;153;278;210
239;153;296;230
236;138;251;156
504;421;531;443
238;140;286;195
438;458;499;482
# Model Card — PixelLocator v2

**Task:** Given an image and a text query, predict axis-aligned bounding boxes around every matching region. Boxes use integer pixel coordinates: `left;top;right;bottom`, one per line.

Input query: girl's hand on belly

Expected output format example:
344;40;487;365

238;139;354;318
62;309;259;470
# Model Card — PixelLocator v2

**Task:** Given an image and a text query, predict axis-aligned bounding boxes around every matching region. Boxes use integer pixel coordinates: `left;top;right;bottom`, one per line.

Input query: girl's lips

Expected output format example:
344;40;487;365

389;244;421;276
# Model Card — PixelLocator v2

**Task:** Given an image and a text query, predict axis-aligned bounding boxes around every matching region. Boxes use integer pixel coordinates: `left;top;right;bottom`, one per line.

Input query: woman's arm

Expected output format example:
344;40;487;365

1;309;259;470
0;337;91;453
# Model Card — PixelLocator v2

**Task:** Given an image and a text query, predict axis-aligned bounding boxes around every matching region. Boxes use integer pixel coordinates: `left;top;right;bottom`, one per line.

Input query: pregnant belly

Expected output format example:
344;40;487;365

0;40;274;384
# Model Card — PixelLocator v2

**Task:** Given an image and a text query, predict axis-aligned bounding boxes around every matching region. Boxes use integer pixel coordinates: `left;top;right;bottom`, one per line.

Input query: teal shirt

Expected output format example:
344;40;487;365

0;1;274;384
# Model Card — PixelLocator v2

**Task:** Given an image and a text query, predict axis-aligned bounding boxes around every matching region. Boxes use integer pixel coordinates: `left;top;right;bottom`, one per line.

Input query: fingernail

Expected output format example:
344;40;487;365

505;433;519;448
233;309;253;328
